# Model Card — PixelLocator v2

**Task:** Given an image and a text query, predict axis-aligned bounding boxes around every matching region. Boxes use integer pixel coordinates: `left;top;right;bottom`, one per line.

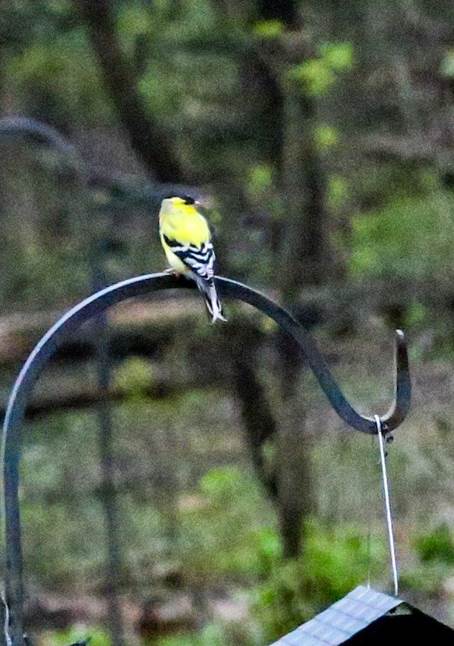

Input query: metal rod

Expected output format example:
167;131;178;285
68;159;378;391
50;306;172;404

0;115;126;645
1;592;12;646
91;306;125;646
90;280;125;646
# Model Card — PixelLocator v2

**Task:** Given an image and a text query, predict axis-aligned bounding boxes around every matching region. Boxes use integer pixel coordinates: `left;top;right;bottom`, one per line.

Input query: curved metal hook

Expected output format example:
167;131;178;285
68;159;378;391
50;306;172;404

2;273;411;643
0;116;78;161
3;274;411;439
0;116;201;207
220;278;410;435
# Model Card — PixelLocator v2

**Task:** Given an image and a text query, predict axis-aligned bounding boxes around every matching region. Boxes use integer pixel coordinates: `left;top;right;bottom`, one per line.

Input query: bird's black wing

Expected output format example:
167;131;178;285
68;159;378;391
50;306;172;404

163;235;215;280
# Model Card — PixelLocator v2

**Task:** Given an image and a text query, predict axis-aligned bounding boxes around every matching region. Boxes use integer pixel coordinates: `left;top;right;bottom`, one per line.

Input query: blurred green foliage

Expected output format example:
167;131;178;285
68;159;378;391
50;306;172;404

43;626;108;646
415;523;454;565
400;524;454;596
9;29;111;123
114;357;156;397
440;50;454;78
253;20;284;40
157;620;259;646
179;466;278;581
252;521;386;642
350;193;454;284
288;42;353;96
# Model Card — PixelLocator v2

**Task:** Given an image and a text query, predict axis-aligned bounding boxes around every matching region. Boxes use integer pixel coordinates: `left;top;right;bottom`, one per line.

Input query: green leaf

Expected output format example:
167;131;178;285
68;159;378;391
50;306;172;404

248;163;274;194
253;20;284;39
314;124;339;150
440;49;454;78
320;42;354;72
288;60;335;96
328;174;350;210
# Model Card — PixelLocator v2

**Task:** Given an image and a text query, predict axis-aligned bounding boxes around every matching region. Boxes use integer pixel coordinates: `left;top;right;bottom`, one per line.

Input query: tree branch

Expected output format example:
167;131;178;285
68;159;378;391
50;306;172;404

74;0;184;182
0;378;224;421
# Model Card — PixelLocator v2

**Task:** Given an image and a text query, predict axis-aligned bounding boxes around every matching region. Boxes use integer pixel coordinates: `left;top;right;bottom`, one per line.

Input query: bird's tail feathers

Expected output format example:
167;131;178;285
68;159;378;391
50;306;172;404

195;276;227;323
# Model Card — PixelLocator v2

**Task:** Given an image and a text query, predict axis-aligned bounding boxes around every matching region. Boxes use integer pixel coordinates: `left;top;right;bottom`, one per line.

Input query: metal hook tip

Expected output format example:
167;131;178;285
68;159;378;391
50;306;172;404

394;329;409;366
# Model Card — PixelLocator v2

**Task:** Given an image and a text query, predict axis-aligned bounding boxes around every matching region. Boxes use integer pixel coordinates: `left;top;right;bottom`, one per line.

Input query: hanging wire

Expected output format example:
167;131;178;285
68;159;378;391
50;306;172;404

366;433;375;589
1;591;12;646
374;415;399;596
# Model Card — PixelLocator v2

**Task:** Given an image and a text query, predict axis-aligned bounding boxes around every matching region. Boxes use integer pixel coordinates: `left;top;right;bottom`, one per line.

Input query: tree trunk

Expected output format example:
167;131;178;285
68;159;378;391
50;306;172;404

229;323;278;502
276;370;313;559
280;84;328;295
215;0;326;558
275;3;326;559
74;0;184;182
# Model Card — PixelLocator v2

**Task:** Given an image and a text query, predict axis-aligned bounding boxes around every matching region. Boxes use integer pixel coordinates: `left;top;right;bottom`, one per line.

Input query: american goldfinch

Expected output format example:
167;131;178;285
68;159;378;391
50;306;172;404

159;196;226;323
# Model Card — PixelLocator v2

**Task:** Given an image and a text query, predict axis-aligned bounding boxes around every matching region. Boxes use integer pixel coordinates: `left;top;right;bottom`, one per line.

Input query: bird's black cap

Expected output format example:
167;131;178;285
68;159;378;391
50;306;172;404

159;193;197;205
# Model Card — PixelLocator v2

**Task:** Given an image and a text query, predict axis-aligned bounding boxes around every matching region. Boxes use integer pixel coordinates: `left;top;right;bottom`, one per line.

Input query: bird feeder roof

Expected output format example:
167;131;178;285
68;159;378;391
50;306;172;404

270;585;453;645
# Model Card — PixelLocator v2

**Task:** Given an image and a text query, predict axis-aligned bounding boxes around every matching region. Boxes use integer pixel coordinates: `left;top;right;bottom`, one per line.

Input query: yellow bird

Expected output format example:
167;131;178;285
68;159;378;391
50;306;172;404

159;196;226;323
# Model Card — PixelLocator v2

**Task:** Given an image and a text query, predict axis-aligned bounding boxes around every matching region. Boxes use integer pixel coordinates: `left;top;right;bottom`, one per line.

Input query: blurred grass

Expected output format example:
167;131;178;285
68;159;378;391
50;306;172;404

23;360;454;644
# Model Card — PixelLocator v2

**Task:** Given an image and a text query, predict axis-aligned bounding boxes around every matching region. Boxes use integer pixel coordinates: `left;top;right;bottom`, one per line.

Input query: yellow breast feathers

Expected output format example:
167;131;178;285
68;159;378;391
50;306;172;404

159;197;211;247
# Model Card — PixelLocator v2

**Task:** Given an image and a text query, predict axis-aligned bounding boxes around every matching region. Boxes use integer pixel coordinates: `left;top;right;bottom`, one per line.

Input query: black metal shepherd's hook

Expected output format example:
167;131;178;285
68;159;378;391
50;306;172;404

0;115;185;646
1;272;411;644
0;115;199;206
0;116;196;646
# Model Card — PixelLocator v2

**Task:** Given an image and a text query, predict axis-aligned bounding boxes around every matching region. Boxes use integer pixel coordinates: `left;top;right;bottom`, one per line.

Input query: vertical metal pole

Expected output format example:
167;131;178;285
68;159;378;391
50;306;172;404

91;262;125;646
3;453;23;645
